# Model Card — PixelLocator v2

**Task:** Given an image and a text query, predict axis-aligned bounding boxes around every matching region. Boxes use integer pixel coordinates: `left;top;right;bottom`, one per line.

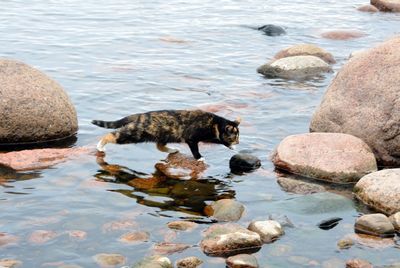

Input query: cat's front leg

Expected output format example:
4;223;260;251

187;140;203;161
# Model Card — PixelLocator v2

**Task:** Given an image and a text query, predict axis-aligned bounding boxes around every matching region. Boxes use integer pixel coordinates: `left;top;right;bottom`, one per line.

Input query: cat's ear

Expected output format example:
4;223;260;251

234;117;241;125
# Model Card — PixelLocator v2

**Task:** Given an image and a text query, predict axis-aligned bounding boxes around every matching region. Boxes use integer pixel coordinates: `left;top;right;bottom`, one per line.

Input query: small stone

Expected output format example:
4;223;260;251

132;255;172;268
226;254;259;268
200;223;262;257
93;253;126;267
257;56;332;80
28;230;58;244
205;199;245;222
153;242;191;255
257;24;286;36
389;212;400;231
346;259;373;268
317;217;342;230
320;30;366;40
167;221;198;231
355;214;395;237
176;257;203;268
0;233;19;248
273;44;335;64
229;154;261;174
337;237;355;249
357;4;379;12
118;231;149;244
247;220;284;243
371;0;400;12
155;153;207;180
0;259;22;268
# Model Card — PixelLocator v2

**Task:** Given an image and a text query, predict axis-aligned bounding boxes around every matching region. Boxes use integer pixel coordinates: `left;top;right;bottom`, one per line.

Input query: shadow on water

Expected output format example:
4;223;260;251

0;134;78;152
93;155;236;219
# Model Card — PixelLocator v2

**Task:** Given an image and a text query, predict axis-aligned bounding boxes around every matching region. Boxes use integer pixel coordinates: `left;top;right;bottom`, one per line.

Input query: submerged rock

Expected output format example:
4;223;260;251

0;147;92;171
277;175;326;194
167;221;198;231
200;223;262;257
93;253;126;267
354;169;400;215
340;233;395;250
357;4;379;12
132;255;172;268
176;257;203;268
273;44;336;64
155;153;207;179
0;258;22;268
320;30;366;40
229;154;261;174
247;220;284;243
257;24;286;36
346;259;373;268
153;242;191;255
337;237;355;249
0;233;19;248
0;59;77;145
118;231;149;244
28;230;58;244
205;199;245;221
226;254;259;268
257;55;332;80
310;36;400;166
354;214;395;237
371;0;400;12
272;133;377;183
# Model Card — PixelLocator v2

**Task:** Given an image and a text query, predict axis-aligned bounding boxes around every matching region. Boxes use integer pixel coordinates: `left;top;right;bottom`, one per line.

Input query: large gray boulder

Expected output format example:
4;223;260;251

0;59;78;144
310;36;400;166
354;169;400;215
272;133;377;183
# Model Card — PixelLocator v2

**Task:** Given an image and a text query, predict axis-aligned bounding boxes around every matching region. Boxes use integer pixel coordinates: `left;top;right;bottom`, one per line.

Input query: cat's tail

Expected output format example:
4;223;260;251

91;119;124;129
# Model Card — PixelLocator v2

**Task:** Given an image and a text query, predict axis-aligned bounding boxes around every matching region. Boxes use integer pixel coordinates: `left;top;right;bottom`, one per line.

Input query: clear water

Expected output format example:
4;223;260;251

1;0;400;267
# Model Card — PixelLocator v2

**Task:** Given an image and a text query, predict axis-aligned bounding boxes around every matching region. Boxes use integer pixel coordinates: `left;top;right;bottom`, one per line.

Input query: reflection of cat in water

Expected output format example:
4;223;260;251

92;110;240;161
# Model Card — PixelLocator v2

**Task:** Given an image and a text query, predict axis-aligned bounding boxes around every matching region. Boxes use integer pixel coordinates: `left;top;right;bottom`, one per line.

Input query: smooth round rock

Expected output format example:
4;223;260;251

337;237;355;249
354;169;400;214
274;44;336;64
272;133;377;183
230;154;261;174
132;256;172;268
0;59;78;144
247;220;284;243
257;24;286;36
167;221;197;231
93;253;126;267
205;199;245;221
310;36;400;166
357;4;379;12
176;257;203;268
257;55;332;80
226;254;259;268
354;214;395;237
320;30;366;40
389;212;400;231
371;0;400;12
346;259;373;268
200;223;262;257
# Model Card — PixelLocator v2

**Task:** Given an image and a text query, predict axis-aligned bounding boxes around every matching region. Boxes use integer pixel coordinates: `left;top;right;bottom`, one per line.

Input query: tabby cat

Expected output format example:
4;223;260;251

92;110;240;161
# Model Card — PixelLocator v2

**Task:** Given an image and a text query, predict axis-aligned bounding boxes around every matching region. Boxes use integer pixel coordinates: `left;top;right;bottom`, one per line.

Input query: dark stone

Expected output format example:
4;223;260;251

258;24;286;36
317;217;343;230
230;154;261;174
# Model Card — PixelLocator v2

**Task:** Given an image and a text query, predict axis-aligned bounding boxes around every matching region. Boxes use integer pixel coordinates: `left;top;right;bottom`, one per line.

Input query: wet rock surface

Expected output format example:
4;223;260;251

320;30;366;40
153;242;191;255
257;24;286;36
389;212;400;231
354;169;400;215
277;175;326;194
155;153;207;179
273;44;335;64
337;237;355;249
226;254;259;268
354;214;395;237
200;223;262;257
132;255;172;268
92;253;126;267
0;147;92;171
257;55;332;80
229;154;261;174
176;256;203;268
371;0;400;12
272;133;377;183
0;233;19;248
357;4;379;12
118;231;149;244
247;220;284;243
0;258;22;268
340;233;395;249
28;230;58;244
346;259;373;268
205;199;245;221
0;59;77;144
167;221;198;231
310;36;400;166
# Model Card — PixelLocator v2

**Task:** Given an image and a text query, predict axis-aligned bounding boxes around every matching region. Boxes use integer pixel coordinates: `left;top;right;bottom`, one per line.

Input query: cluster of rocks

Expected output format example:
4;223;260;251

257;44;335;80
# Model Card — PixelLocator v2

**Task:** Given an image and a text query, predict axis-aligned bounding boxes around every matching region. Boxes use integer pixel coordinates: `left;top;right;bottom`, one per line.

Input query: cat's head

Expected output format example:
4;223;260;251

216;117;241;149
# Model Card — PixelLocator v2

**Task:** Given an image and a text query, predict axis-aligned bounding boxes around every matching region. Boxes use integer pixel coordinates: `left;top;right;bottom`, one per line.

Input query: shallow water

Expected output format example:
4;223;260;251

1;0;400;267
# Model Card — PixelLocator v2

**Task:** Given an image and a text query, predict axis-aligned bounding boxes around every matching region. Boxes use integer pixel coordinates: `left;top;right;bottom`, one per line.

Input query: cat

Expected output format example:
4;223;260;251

92;109;240;161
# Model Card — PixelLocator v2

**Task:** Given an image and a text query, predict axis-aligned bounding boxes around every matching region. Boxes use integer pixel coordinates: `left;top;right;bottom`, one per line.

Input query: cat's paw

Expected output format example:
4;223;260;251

96;140;106;152
167;148;179;154
197;157;206;163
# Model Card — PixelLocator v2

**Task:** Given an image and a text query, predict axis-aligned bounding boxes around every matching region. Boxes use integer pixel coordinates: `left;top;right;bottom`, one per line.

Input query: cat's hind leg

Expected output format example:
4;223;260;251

97;133;117;152
156;143;179;154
